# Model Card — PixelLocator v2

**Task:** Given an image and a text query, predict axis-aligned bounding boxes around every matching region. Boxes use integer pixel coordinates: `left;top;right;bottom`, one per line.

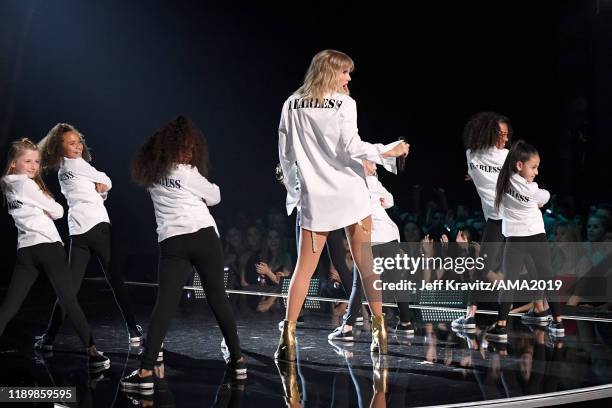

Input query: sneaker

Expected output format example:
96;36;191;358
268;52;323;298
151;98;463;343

392;322;415;336
88;351;111;371
33;334;54;351
521;308;552;325
221;338;230;361
226;358;247;380
130;325;144;343
485;324;507;342
328;325;354;342
547;321;565;337
120;369;154;394
452;315;476;329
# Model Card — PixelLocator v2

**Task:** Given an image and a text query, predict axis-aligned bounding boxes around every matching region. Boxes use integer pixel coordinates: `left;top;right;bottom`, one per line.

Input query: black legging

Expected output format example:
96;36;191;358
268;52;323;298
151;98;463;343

140;227;241;370
343;241;413;325
467;218;504;306
0;242;93;347
46;222;137;339
326;229;353;298
498;233;561;321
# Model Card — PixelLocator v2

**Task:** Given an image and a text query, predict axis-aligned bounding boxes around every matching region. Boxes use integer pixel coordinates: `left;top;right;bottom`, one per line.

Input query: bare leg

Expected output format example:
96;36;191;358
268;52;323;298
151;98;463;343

345;217;382;317
284;228;329;322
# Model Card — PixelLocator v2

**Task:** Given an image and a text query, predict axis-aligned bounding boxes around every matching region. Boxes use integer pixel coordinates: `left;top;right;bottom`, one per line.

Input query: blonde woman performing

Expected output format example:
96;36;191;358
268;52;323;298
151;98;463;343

276;49;409;360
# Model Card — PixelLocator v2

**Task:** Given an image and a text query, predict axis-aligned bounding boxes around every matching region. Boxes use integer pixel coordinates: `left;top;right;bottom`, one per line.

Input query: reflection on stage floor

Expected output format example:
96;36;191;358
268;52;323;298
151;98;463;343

1;283;611;407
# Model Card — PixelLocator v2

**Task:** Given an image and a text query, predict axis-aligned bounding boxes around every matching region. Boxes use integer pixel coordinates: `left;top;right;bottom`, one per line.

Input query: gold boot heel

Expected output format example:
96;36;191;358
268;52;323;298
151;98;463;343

371;315;388;354
275;320;297;361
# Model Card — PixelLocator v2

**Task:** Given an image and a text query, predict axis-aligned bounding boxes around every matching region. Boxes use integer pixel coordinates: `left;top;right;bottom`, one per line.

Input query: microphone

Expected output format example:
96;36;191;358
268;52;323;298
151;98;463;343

397;136;407;172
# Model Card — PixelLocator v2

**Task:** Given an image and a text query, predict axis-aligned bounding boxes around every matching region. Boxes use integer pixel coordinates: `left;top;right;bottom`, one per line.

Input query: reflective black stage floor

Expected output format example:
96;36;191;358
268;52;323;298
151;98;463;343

1;284;612;407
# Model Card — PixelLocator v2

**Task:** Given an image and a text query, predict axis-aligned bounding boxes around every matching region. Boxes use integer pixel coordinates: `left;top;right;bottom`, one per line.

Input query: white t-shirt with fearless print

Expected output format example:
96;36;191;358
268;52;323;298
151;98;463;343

501;173;550;237
466;147;508;221
278;92;400;231
2;174;64;249
148;164;220;242
59;157;111;236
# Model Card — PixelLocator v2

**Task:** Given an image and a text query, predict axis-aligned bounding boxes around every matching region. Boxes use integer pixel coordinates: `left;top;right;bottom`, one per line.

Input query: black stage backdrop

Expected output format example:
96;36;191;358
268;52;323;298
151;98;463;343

1;1;611;284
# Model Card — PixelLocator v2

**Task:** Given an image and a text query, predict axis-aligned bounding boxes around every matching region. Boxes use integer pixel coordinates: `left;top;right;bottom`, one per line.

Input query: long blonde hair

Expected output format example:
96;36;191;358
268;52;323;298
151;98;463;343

295;49;354;102
2;138;53;197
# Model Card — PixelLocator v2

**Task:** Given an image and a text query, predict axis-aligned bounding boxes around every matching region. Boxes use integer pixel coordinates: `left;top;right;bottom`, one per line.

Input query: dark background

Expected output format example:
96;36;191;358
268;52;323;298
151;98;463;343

1;0;611;283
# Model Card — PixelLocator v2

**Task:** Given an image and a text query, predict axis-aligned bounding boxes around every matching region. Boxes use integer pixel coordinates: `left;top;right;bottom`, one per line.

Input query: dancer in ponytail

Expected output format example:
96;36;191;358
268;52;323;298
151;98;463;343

120;115;245;393
0;138;109;369
452;112;511;331
276;49;409;361
485;140;564;341
34;123;143;350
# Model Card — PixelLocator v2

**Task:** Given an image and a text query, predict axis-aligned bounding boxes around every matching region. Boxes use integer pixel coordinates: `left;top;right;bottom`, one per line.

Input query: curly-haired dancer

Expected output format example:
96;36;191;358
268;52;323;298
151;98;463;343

120;115;245;393
452;112;511;331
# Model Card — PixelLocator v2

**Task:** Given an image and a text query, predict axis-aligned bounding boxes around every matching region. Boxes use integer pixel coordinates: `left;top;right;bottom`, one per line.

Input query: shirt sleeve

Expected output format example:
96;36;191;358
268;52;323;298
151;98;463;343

184;169;221;206
339;98;399;174
22;180;64;219
72;159;113;190
370;177;394;208
531;182;550;206
278;100;299;196
378;180;395;209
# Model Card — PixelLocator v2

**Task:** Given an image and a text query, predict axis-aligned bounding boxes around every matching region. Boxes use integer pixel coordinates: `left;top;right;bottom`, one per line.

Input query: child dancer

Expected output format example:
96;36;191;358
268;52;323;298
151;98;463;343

328;160;413;342
276;49;409;360
452;112;510;331
34;123;143;350
0;138;109;369
120;115;245;392
486;140;564;341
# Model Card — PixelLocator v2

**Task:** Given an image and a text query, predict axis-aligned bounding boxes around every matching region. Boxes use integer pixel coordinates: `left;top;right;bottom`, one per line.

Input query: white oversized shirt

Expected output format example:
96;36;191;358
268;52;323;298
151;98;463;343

148;164;220;242
367;175;400;244
501;173;550;237
2;174;63;249
466;147;508;221
278;92;400;231
59;157;111;235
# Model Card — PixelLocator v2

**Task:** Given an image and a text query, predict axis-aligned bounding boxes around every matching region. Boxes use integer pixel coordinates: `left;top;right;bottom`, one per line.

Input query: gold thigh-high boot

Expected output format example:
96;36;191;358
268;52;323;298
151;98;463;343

275;320;297;361
370;315;388;354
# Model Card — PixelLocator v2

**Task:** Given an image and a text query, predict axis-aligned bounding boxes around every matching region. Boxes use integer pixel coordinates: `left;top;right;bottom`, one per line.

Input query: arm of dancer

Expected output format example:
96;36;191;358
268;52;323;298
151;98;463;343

23;180;64;219
185;170;221;206
371;176;394;209
69;158;113;189
530;182;550;208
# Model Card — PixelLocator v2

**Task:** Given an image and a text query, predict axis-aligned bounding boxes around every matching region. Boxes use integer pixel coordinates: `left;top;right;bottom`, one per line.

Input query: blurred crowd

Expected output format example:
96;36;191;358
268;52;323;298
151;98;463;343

213;186;612;315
